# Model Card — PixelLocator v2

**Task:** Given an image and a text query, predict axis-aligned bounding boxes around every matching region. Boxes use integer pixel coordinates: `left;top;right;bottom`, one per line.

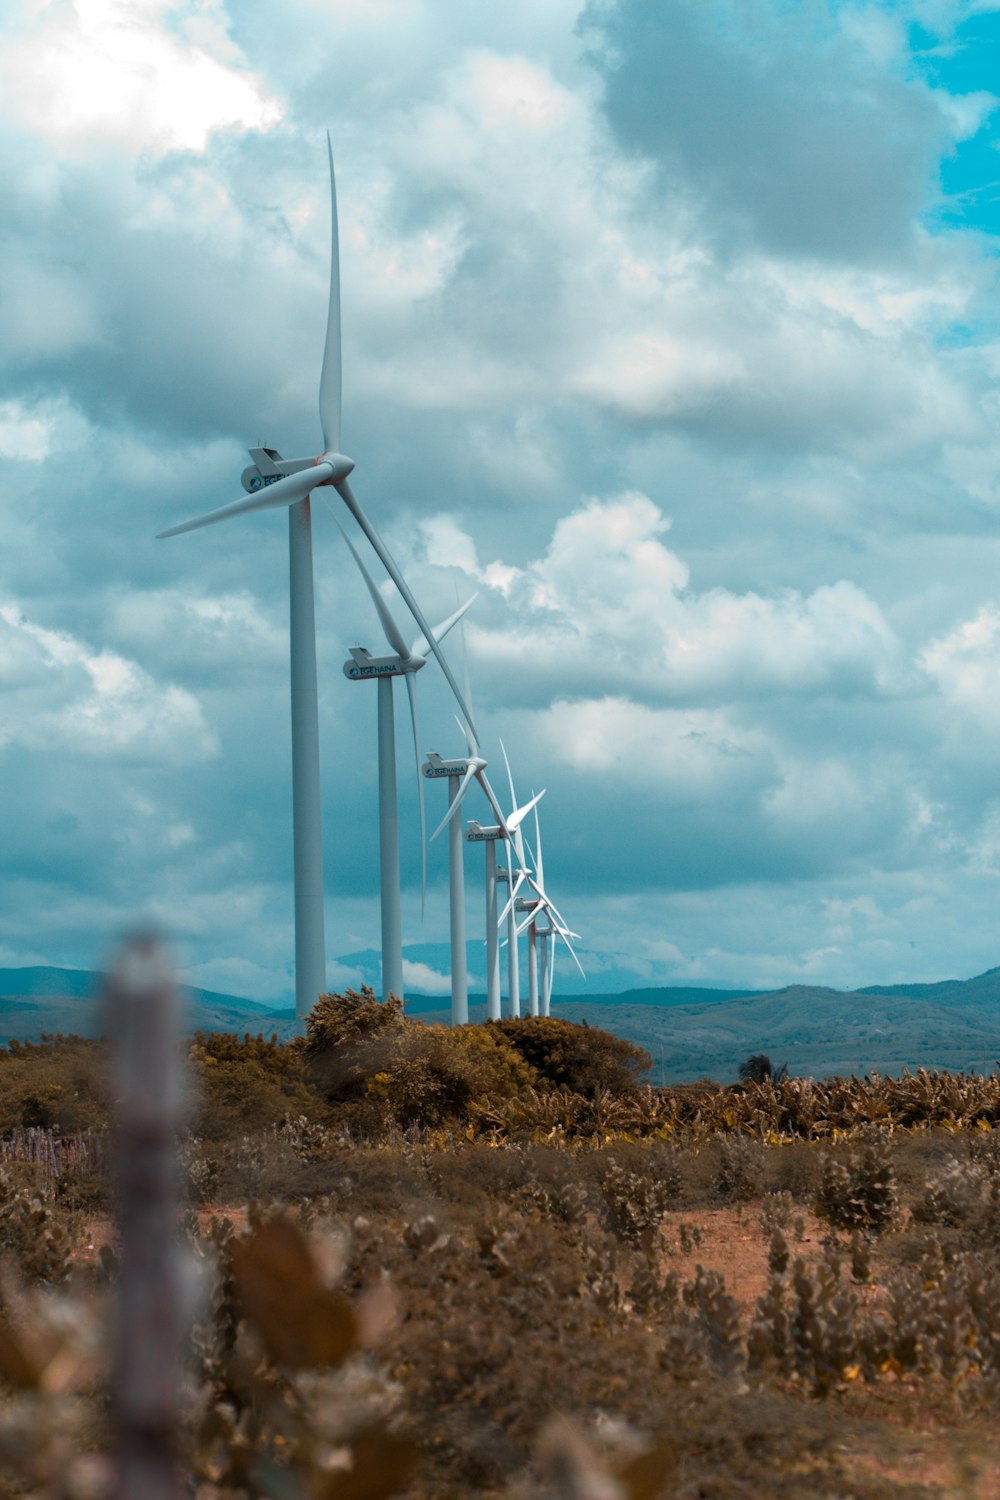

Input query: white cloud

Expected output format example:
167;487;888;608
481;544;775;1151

0;602;217;763
181;956;288;1003
0;401;56;462
0;0;283;155
531;696;772;793
920;605;1000;730
401;958;453;994
110;589;286;677
466;494;900;703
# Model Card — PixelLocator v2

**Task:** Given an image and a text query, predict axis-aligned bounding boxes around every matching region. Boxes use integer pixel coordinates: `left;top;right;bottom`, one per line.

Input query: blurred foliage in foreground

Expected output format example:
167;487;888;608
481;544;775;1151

0;992;998;1495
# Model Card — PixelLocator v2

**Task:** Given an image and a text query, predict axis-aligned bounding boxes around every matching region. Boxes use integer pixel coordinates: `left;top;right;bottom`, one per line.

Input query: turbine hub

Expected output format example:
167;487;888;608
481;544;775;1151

315;451;356;483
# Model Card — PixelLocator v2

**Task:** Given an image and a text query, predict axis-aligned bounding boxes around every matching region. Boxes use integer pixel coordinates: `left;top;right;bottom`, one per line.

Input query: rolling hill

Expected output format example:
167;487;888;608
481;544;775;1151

2;966;999;1084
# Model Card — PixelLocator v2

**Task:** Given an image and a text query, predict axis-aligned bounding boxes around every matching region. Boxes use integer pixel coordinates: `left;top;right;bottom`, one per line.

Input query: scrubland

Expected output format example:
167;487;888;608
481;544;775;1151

0;992;998;1497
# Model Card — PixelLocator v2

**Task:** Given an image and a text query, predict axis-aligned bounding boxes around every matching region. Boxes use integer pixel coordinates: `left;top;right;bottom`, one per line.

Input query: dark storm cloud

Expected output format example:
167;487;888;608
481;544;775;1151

582;0;947;263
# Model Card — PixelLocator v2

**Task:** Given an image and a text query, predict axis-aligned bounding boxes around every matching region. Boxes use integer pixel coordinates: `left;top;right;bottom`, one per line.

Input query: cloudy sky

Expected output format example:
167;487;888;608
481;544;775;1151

4;0;1000;1003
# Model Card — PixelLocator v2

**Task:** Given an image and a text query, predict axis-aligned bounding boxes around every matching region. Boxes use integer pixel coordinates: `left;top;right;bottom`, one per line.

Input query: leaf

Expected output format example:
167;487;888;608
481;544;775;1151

230;1217;359;1370
311;1429;420;1500
616;1441;677;1500
0;1311;45;1389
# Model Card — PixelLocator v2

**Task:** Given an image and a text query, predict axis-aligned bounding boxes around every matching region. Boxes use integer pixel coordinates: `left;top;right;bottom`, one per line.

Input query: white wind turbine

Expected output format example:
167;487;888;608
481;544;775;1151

495;741;539;1019
421;637;484;1025
339;525;474;1004
423;741;486;1025
515;804;585;1015
430;757;543;1022
156;136;477;1025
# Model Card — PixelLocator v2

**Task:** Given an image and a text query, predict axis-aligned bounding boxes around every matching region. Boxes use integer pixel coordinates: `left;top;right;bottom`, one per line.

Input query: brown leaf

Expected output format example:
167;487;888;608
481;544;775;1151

616;1441;677;1500
354;1278;397;1349
230;1217;359;1370
310;1428;420;1500
0;1311;45;1389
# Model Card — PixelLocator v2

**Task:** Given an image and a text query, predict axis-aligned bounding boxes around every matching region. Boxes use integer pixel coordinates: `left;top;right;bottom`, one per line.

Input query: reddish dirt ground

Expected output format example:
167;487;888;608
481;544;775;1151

661;1205;1000;1499
83;1201;1000;1497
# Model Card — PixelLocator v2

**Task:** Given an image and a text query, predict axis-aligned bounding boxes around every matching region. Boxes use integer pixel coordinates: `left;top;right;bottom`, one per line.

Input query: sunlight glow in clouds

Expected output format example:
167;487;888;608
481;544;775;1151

2;0;281;154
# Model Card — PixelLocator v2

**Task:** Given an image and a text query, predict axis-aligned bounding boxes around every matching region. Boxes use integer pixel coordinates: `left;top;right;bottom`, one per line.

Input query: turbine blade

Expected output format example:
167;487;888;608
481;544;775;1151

453;712;478;753
555;925;586;981
533;800;544;889
499;738;518;819
404;672;427;917
518;902;544;936
498;868;526;927
337;521;410;659
476;769;510;832
157;463;333;539
409;592;477;660
319;132;342;454
507;787;545;834
541;891;574;936
429;763;477;842
335;477;479;744
460;621;478;755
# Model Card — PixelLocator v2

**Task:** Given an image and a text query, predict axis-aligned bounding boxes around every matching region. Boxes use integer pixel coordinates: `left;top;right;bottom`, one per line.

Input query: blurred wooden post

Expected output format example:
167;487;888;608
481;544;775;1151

106;934;183;1500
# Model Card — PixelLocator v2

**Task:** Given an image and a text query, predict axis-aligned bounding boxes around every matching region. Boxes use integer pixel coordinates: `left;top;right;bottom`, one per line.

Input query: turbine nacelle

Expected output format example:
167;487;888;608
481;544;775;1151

423;750;487;779
343;645;426;681
466;820;504;843
239;445;355;494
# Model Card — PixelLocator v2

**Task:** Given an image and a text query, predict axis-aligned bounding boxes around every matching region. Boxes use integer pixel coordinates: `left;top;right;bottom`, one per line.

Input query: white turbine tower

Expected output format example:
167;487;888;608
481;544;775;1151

339;527;474;1004
427;746;509;1022
156;136;477;1026
423;744;488;1025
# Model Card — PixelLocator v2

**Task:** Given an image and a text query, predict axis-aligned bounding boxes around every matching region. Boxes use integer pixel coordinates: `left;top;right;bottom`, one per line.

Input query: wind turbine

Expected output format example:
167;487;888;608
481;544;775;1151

426;740;505;1021
442;778;543;1022
339;526;474;1004
156;135;477;1026
495;742;539;1019
516;805;585;1015
423;744;483;1025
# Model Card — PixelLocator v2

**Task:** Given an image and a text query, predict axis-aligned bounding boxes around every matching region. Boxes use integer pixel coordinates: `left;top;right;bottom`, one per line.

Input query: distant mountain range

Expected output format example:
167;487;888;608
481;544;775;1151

2;964;999;1085
332;941;755;999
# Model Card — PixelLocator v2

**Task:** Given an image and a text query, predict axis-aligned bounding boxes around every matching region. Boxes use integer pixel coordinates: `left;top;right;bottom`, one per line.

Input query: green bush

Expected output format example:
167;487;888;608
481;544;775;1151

814;1141;898;1234
0;1036;109;1134
490;1016;651;1096
304;991;537;1129
189;1032;320;1141
304;988;407;1102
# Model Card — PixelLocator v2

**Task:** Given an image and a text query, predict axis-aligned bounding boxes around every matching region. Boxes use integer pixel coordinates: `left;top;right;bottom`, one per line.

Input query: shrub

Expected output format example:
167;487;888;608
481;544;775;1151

305;987;406;1053
304;991;539;1129
491;1016;651;1096
601;1162;675;1246
738;1053;773;1084
910;1156;991;1229
363;1025;537;1129
0;1167;83;1282
0;1036;109;1134
814;1141;897;1233
188;1032;319;1141
714;1135;765;1203
304;988;407;1102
